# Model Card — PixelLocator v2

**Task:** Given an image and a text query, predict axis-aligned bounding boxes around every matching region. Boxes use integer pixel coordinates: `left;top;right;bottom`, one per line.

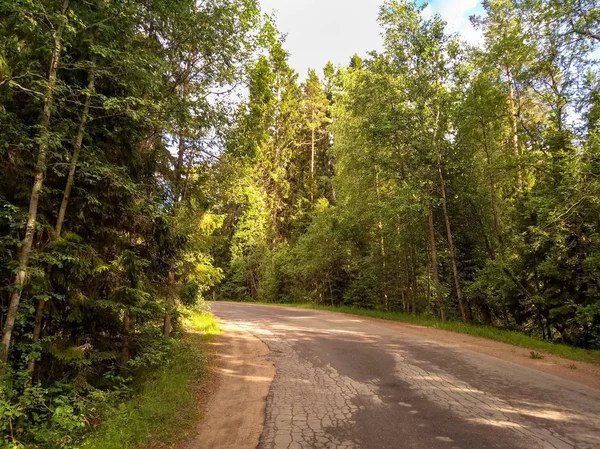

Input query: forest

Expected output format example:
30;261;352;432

1;0;600;447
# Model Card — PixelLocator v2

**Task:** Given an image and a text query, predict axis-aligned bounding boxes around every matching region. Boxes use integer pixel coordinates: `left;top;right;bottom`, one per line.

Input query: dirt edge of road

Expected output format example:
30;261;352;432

183;321;275;449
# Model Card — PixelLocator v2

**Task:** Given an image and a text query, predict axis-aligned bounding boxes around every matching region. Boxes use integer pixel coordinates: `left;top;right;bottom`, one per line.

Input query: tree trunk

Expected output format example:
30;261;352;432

180;157;193;204
425;244;431;307
1;0;69;366
404;252;417;314
310;128;315;203
380;222;389;311
428;206;444;320
480;119;503;252
55;71;94;237
506;64;523;192
27;70;95;380
430;107;456;321
409;245;417;314
401;289;407;313
436;150;468;322
164;73;190;337
396;222;407;313
163;271;175;337
404;255;413;314
375;169;389;311
174;78;189;186
121;311;131;369
26;299;46;378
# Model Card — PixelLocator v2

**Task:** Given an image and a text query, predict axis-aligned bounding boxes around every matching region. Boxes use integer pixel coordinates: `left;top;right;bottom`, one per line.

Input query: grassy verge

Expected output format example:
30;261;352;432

83;310;221;449
250;302;600;365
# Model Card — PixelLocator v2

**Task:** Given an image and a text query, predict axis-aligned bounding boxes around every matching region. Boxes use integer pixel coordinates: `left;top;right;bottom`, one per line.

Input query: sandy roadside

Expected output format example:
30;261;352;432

183;321;275;449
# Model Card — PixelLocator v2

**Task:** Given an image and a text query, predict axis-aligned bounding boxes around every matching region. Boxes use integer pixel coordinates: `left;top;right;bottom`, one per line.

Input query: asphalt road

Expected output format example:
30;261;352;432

209;302;600;449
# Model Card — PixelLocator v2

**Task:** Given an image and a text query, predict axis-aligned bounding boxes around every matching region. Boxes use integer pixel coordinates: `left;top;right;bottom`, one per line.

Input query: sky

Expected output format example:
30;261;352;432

259;0;486;78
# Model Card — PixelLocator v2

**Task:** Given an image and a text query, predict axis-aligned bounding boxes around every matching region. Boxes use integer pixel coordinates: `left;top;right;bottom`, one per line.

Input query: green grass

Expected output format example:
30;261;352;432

248;302;600;365
183;309;223;338
83;310;221;449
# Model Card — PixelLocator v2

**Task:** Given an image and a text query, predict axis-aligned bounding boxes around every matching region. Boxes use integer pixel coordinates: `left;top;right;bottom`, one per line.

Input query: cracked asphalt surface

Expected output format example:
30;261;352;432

209;302;600;449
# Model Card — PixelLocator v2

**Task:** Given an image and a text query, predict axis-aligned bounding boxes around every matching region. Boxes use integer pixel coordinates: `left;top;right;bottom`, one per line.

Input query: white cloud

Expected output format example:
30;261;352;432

422;4;435;20
258;0;486;77
260;0;383;79
427;0;484;46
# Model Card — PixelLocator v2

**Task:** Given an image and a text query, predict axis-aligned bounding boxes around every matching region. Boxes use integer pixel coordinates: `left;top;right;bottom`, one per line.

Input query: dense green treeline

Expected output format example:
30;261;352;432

214;0;600;350
0;0;262;446
2;0;600;446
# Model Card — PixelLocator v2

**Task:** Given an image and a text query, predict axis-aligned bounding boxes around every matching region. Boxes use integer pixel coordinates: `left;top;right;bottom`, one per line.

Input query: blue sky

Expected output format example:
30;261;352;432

259;0;486;78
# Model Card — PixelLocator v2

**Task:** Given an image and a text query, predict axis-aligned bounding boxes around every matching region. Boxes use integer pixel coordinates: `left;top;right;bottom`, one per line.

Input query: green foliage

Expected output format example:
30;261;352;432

0;376;121;449
3;0;600;444
82;341;204;449
215;0;600;363
530;351;544;360
0;310;220;449
0;0;260;446
82;310;220;449
182;309;223;338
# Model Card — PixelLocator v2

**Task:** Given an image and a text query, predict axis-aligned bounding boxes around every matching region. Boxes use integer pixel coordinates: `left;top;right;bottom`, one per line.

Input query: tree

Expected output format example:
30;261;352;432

302;69;330;203
1;0;70;366
214;0;600;348
0;0;261;444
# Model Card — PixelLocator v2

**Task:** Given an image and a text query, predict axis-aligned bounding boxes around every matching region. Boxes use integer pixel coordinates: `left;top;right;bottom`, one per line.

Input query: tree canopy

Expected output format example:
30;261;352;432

215;0;600;350
1;0;600;446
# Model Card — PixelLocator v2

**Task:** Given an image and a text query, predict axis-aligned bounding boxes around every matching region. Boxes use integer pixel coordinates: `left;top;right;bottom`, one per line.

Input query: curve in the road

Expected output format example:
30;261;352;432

209;302;600;449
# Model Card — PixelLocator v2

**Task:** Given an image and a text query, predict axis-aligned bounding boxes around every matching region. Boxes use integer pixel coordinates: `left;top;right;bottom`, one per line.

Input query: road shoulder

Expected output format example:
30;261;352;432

183;320;275;449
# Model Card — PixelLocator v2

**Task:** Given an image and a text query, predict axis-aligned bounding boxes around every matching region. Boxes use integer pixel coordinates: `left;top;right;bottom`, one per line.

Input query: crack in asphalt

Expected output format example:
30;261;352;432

390;351;588;449
249;325;378;449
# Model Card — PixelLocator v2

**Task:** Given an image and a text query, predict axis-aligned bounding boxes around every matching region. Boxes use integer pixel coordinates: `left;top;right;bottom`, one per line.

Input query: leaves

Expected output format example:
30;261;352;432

0;0;261;445
216;0;600;348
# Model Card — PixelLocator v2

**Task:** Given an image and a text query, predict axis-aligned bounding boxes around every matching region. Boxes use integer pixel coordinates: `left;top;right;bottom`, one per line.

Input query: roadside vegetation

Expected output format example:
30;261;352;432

2;0;600;447
83;310;221;449
0;0;260;446
1;308;219;449
213;0;600;357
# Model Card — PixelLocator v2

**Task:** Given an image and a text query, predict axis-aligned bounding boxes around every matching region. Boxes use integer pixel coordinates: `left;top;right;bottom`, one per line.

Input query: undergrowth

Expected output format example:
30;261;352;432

81;310;220;449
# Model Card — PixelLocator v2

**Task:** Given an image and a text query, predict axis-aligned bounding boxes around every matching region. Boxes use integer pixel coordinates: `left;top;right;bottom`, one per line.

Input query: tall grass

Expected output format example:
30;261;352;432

183;309;223;338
